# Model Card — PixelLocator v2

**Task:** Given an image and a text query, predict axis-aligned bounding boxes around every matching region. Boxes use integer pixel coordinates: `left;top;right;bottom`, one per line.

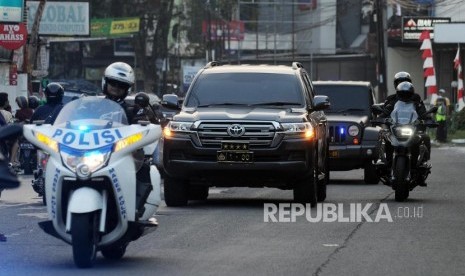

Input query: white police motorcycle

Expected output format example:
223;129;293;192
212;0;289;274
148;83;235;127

23;97;162;268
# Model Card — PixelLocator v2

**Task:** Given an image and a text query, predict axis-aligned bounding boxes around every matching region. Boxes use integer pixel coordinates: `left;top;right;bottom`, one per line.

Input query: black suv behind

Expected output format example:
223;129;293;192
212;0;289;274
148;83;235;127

162;62;330;206
313;81;381;184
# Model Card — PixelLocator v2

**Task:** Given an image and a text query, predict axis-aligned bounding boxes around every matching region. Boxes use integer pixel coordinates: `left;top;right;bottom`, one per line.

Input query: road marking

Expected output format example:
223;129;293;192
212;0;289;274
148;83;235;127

18;213;48;219
322;244;339;247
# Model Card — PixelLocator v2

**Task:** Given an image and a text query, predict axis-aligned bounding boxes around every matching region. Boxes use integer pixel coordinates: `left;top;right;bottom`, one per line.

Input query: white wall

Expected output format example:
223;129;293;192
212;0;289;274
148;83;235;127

0;63;28;114
386;47;424;97
435;2;465;21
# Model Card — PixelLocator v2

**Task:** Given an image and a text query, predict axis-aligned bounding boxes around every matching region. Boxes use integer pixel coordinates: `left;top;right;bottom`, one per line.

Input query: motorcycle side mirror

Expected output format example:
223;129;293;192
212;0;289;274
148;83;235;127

427;106;438;114
371;104;384;115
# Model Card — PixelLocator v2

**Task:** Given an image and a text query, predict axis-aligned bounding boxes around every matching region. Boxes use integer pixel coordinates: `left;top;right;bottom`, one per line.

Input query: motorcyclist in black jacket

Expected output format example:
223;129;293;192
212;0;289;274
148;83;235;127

30;83;64;124
382;72;429;117
378;72;433;186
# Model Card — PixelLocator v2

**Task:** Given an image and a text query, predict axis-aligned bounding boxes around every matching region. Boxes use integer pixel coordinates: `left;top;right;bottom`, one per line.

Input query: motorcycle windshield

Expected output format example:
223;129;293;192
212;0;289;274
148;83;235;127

390;101;418;125
54;97;128;129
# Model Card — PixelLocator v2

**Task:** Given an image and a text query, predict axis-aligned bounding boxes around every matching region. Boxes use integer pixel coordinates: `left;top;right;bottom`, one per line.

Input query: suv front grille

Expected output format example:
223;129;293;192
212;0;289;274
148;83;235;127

329;125;347;143
197;122;276;148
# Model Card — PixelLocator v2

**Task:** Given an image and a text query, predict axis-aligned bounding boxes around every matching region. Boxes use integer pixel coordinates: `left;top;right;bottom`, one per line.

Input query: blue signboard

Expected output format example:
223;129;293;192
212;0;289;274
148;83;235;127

0;0;24;23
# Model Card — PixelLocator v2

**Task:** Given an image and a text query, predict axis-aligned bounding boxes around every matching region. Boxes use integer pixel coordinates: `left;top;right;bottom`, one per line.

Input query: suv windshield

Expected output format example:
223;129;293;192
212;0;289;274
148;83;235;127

314;85;370;114
185;73;303;107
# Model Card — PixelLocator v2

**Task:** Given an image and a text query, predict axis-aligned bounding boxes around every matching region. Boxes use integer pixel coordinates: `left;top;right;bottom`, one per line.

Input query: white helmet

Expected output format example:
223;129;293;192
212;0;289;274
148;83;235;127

102;62;135;101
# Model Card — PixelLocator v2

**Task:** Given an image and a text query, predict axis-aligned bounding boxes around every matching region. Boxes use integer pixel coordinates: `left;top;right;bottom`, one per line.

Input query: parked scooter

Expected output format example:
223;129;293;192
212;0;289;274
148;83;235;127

17;135;37;175
23;97;162;268
372;102;437;201
31;150;48;205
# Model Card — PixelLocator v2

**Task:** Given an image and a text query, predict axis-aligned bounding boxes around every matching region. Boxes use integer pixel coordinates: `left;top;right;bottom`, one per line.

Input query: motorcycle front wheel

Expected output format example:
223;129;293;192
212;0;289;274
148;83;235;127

71;212;99;268
394;156;409;202
101;244;127;260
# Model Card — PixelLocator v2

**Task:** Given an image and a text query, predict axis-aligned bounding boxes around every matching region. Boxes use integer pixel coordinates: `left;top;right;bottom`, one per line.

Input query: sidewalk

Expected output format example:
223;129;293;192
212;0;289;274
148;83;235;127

431;139;465;147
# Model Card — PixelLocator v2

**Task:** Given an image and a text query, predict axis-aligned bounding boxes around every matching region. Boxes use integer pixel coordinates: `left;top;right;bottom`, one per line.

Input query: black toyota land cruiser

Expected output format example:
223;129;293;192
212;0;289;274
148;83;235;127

313;81;381;184
161;62;330;206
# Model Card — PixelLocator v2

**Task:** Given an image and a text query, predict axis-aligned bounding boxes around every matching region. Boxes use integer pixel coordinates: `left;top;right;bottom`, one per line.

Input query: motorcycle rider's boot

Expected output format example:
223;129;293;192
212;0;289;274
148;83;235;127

417;162;431;187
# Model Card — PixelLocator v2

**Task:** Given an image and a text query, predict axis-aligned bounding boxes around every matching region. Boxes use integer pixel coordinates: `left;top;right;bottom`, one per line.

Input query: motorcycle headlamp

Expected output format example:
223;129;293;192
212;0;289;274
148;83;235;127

60;144;112;173
395;126;414;138
281;122;314;139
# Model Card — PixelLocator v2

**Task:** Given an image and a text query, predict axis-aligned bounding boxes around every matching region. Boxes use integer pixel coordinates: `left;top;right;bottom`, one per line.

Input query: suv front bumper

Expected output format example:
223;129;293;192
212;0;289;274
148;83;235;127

163;138;316;187
328;141;378;170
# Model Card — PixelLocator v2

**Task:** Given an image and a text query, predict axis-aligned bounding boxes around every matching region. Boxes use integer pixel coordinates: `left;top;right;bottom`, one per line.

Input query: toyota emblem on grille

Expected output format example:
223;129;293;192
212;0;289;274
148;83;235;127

227;124;245;137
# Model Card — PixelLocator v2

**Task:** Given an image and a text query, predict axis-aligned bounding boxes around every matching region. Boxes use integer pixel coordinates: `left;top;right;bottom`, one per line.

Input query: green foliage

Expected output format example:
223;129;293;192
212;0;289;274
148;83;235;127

450;108;465;132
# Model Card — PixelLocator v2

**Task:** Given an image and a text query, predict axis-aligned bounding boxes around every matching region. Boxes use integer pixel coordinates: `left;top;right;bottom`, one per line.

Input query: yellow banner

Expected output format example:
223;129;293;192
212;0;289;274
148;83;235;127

110;18;140;35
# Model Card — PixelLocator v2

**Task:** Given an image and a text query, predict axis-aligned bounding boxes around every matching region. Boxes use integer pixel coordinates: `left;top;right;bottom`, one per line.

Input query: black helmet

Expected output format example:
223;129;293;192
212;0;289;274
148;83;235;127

44;82;64;104
15;95;28;109
393;71;412;88
134;92;150;108
396;81;415;102
28;95;40;109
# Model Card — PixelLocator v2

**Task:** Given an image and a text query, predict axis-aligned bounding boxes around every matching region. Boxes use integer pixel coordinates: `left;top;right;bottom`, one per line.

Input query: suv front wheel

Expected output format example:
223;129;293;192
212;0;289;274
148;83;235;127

164;177;189;206
293;170;317;207
364;162;380;184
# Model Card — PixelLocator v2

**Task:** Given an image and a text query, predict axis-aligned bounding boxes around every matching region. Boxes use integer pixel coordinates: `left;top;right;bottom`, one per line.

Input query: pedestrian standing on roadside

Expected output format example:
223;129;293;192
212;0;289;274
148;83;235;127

433;89;451;143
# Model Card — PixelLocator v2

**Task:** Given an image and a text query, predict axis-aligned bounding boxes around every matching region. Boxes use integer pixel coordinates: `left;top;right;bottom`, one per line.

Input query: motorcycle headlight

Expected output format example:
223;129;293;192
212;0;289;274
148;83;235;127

163;121;194;139
60;144;112;173
348;125;360;137
395;126;414;138
281;122;314;139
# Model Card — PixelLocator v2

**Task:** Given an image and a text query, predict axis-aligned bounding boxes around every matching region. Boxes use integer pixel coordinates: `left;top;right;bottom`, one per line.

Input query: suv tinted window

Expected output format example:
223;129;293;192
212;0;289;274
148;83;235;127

314;85;370;113
185;73;303;107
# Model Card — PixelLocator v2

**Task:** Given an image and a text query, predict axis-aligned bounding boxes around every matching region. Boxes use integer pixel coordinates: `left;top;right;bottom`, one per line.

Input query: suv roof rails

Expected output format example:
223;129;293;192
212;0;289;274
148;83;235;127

292;62;303;69
204;61;221;69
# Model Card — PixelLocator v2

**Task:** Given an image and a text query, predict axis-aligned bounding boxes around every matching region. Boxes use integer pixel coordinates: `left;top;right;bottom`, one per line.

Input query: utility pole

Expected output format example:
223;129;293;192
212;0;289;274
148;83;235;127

25;0;46;93
375;0;387;101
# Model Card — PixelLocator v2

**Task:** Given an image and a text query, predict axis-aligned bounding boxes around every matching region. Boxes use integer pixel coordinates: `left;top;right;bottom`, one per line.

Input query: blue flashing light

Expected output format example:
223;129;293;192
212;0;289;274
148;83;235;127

340;128;345;135
78;125;89;131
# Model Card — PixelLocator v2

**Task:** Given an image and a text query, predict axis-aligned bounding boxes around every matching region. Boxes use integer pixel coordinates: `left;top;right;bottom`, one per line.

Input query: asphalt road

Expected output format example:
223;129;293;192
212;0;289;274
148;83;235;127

1;145;465;276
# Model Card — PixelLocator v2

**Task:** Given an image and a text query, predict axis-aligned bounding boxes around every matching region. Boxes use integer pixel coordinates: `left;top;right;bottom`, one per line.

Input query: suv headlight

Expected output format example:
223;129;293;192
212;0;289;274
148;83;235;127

281;122;314;139
394;126;414;138
348;125;360;136
163;121;194;138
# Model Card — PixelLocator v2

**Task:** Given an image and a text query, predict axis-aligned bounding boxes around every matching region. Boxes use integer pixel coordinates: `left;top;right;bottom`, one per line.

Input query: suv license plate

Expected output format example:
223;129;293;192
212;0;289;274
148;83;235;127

217;151;253;163
217;142;253;163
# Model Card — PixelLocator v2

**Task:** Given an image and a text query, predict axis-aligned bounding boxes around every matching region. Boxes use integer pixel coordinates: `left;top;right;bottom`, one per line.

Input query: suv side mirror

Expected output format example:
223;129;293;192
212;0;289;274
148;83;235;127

313;95;330;111
161;94;180;110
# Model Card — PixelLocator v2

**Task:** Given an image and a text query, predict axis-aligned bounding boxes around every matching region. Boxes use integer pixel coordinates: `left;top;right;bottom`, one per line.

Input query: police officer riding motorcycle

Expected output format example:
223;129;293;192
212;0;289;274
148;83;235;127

372;73;437;201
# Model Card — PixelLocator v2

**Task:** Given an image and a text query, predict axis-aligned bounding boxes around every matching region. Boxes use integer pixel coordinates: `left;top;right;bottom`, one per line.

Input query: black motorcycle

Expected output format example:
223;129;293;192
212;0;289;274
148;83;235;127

372;102;437;202
18;136;37;175
31;150;48;205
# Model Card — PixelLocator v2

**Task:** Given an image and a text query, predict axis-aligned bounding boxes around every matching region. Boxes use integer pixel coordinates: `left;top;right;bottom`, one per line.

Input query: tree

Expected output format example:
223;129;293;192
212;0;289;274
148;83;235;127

86;0;174;93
